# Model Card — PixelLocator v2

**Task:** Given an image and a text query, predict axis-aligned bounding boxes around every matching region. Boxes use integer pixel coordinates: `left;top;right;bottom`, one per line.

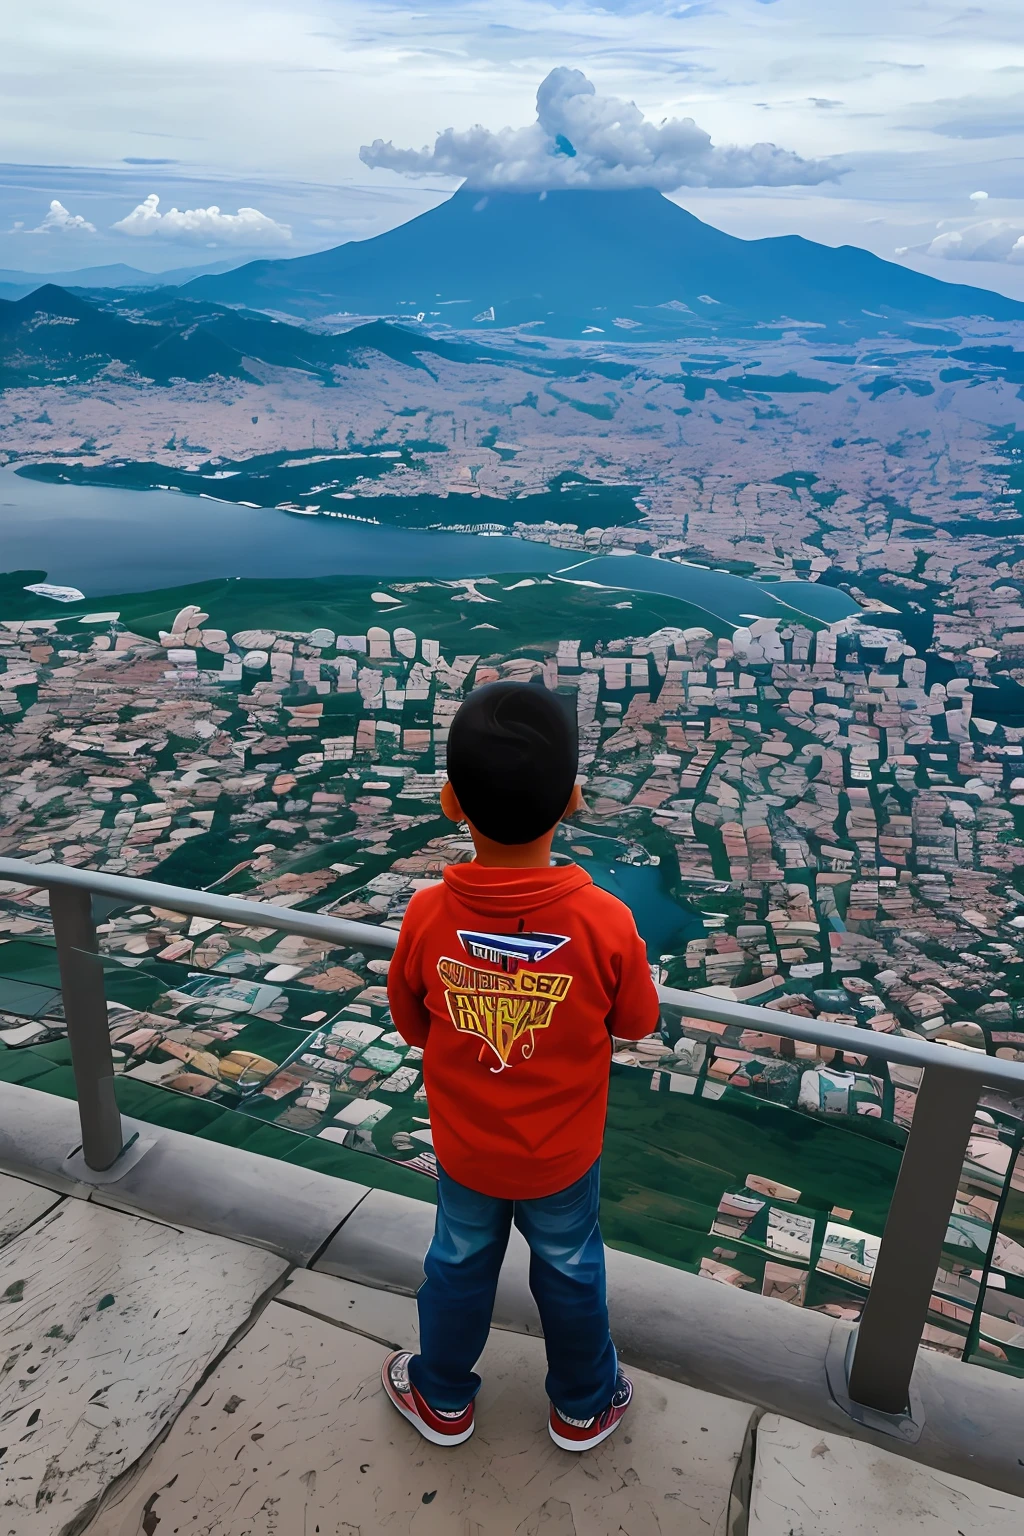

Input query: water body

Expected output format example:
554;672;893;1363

0;469;859;628
0;468;566;594
557;553;860;628
574;855;702;958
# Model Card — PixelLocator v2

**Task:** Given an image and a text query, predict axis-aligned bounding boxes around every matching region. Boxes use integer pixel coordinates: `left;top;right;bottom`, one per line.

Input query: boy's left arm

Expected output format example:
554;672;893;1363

606;920;662;1042
386;911;432;1048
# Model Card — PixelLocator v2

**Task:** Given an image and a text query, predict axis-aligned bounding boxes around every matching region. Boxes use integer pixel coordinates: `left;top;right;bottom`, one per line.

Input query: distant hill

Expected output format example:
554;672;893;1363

0;285;254;386
0;258;242;304
0;284;518;387
182;186;1024;332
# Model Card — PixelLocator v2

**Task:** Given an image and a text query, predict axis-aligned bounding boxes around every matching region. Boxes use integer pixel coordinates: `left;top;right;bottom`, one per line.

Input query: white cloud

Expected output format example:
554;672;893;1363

921;218;1024;264
360;66;837;191
112;193;292;246
29;199;96;234
970;189;989;200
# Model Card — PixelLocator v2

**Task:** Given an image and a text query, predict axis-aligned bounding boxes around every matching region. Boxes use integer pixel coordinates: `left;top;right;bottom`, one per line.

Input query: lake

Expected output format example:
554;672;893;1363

574;855;703;957
0;468;566;594
0;468;859;628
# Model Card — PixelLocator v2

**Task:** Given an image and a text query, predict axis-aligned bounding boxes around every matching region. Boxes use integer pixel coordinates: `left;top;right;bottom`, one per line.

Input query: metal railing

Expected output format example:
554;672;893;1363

1;853;1023;1426
0;860;399;1173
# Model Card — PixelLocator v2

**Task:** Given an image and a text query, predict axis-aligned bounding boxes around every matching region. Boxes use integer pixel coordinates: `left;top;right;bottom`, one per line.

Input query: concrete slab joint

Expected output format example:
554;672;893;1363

0;1170;63;1252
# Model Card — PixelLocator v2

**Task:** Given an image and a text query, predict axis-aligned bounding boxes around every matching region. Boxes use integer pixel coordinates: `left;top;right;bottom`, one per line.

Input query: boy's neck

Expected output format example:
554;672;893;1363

468;827;557;869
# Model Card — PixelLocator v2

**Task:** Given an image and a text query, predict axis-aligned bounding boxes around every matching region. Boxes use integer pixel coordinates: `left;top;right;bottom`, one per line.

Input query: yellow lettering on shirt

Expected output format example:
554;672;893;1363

437;956;573;1070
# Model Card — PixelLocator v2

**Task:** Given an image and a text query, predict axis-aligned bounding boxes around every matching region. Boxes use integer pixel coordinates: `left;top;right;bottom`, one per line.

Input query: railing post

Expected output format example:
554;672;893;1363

49;884;124;1172
847;1063;979;1416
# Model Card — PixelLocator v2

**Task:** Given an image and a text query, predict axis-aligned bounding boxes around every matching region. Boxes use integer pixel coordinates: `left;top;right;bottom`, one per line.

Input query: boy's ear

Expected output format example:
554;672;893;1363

440;780;463;823
564;784;586;818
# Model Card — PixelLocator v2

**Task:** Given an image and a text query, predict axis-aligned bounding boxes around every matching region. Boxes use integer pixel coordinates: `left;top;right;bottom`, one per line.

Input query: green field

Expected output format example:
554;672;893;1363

0;567;731;648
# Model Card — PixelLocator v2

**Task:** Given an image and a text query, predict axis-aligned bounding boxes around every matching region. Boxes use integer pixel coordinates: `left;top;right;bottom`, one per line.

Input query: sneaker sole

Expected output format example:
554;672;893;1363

548;1415;623;1453
381;1367;475;1448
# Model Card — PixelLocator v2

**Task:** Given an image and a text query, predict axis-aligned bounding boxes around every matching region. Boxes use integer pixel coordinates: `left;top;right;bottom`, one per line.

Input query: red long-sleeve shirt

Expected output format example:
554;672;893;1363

387;861;661;1198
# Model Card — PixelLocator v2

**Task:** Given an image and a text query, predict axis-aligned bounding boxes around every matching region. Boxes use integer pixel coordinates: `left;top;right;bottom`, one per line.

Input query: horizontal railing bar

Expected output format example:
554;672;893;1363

0;857;400;956
3;857;1024;1094
659;984;1024;1092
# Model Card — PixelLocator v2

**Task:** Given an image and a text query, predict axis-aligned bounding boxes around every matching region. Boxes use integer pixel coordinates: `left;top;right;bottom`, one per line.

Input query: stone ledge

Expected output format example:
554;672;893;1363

0;1167;62;1249
0;1079;369;1265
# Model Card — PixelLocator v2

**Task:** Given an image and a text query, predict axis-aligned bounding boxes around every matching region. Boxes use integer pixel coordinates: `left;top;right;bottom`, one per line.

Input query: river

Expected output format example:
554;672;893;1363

558;553;860;628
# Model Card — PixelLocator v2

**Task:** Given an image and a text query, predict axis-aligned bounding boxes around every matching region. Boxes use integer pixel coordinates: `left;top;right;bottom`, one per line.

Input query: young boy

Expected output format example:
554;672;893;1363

383;680;661;1451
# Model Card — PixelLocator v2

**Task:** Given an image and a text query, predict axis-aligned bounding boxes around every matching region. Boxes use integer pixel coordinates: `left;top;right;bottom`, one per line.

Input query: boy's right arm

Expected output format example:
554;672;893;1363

386;909;432;1048
605;910;662;1043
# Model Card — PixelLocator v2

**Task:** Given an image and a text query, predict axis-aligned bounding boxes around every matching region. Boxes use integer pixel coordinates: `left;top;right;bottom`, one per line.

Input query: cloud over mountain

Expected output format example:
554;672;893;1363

30;200;96;235
360;67;837;191
112;194;292;246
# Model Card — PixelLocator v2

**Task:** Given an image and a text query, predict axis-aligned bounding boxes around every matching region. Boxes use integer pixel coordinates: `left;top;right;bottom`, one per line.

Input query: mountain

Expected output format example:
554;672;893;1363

182;187;1024;331
0;285;254;386
0;259;242;304
0;284;517;387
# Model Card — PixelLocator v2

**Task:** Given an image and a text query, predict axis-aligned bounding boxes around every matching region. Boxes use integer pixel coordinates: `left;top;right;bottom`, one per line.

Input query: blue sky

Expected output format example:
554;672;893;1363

4;0;1024;295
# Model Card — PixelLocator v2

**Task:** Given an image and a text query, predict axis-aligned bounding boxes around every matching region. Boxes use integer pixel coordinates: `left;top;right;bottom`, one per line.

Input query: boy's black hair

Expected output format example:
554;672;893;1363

447;680;579;845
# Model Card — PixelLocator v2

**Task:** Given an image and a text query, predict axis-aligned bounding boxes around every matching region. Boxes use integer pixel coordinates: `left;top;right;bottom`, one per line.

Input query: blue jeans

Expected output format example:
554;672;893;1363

407;1160;617;1419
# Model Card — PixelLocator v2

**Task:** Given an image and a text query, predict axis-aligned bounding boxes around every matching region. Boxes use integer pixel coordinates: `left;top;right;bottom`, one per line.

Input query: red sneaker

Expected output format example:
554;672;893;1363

381;1350;475;1447
548;1372;633;1452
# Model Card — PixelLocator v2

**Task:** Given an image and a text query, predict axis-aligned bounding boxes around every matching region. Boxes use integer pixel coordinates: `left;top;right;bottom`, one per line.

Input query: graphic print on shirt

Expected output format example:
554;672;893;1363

438;929;573;1071
456;928;569;974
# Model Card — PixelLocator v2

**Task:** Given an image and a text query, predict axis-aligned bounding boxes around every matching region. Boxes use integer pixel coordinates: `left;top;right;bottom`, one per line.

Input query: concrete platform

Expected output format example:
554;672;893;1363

90;1279;756;1536
5;1080;1024;1516
749;1415;1024;1534
1;1151;1023;1536
0;1197;287;1535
